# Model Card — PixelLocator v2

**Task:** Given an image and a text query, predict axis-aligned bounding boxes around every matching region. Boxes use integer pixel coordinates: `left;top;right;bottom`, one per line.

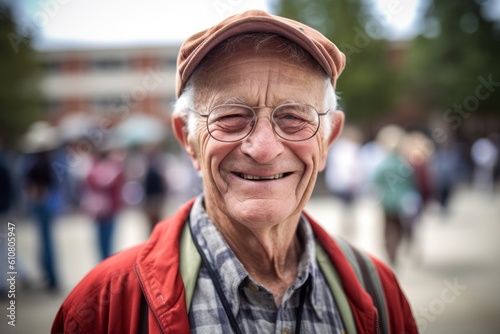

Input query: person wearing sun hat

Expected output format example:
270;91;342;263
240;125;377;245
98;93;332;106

52;10;417;334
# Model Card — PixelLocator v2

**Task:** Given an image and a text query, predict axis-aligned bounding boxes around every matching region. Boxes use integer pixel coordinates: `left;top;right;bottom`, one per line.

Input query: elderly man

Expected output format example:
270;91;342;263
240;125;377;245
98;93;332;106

52;10;417;334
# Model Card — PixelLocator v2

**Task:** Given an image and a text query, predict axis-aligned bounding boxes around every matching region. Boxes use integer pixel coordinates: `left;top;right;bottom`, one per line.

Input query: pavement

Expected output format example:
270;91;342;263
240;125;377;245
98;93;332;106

1;184;499;333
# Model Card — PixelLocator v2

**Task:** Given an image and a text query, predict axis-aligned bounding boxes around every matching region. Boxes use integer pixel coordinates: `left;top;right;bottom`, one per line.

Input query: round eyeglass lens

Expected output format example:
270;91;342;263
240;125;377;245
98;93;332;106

272;104;319;141
207;105;255;142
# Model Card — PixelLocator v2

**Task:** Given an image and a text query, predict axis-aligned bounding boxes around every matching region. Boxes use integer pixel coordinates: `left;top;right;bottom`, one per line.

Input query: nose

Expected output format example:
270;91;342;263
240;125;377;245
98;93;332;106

240;116;284;163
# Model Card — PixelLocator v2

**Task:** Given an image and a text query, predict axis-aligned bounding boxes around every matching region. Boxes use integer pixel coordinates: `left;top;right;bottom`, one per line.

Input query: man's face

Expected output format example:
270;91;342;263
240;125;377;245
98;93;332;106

181;40;343;230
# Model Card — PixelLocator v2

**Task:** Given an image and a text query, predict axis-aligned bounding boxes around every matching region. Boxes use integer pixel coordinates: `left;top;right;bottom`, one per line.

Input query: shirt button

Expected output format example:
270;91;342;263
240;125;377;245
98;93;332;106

247;282;259;292
281;328;290;334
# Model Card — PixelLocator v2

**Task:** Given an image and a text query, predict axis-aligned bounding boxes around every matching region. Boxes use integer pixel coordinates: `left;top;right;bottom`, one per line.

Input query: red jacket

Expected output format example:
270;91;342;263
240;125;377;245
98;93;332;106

52;199;417;334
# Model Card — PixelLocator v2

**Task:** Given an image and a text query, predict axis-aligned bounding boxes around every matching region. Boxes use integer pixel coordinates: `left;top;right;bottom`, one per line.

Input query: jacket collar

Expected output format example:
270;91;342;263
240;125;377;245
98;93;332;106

134;199;195;333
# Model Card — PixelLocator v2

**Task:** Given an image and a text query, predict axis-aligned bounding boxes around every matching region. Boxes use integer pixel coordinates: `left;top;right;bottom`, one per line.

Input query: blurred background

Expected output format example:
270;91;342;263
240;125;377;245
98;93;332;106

0;0;499;333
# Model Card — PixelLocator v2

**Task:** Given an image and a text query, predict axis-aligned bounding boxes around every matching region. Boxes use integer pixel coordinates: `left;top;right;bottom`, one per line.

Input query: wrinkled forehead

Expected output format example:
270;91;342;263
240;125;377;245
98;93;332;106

187;34;329;94
189;33;328;82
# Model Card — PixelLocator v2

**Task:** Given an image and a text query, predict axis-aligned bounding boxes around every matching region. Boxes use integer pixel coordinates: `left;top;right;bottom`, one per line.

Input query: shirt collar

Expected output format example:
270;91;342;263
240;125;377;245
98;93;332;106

189;194;326;318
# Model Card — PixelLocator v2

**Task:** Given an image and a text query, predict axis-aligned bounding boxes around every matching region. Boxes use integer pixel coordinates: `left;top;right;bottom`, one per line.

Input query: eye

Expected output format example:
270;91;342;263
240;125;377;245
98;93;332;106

208;105;253;133
273;104;318;137
278;113;303;121
274;105;313;123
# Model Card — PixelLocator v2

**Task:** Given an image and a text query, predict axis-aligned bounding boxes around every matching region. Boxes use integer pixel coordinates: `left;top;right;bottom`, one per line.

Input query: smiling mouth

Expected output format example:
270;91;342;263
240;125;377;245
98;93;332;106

236;173;287;180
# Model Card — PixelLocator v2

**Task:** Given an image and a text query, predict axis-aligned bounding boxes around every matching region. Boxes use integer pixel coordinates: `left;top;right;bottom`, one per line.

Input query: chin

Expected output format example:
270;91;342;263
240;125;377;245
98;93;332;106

229;198;299;229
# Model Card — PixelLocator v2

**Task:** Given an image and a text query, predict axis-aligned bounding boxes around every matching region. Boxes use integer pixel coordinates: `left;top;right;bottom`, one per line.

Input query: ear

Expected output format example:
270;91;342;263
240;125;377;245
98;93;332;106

326;110;345;146
319;110;344;171
172;113;200;170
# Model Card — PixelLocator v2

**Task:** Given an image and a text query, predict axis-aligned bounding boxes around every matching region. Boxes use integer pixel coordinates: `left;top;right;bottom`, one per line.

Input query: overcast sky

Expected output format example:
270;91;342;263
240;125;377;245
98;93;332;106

13;0;271;49
10;0;433;50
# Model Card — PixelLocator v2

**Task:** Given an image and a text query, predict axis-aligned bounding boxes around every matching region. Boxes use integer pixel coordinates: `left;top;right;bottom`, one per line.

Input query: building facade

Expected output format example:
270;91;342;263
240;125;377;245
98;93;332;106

38;44;180;128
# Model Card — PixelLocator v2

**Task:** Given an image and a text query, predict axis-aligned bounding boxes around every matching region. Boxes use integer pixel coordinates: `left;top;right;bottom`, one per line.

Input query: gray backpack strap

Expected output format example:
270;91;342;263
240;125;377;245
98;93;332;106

180;220;201;311
334;236;364;286
334;237;389;334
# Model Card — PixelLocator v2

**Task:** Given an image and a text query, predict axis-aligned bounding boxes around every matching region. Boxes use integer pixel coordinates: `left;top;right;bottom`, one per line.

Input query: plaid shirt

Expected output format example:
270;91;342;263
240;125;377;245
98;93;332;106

188;196;346;333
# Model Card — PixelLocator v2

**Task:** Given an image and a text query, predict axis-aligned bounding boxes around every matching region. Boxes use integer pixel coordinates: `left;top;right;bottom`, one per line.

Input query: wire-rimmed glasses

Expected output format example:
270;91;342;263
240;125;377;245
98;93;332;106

189;103;330;142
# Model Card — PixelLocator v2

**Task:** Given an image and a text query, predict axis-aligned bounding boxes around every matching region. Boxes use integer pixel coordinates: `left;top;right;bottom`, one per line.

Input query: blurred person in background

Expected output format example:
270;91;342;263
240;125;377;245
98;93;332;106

53;11;417;334
0;141;15;217
142;144;169;232
431;138;463;214
164;151;204;203
0;140;14;221
21;122;62;291
398;131;435;260
324;125;363;236
471;134;499;194
81;142;125;260
491;133;500;185
54;113;99;212
373;125;422;266
358;133;389;198
401;131;435;213
57;136;94;211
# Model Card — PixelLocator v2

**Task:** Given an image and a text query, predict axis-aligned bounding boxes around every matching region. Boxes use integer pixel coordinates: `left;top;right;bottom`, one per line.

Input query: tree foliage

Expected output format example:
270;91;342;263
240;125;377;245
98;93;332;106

0;3;42;150
275;0;400;122
404;0;500;114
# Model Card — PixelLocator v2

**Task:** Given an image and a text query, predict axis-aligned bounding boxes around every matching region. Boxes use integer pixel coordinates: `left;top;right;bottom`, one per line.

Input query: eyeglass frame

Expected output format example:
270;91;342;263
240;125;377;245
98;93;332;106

188;103;331;143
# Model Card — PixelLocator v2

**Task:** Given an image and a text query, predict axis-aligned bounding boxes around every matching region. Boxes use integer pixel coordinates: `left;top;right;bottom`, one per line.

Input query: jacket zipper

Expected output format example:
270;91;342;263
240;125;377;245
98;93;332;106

374;307;381;334
133;264;166;334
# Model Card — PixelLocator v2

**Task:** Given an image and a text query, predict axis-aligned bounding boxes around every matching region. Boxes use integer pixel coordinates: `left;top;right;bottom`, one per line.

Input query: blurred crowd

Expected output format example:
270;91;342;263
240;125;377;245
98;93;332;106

1;116;499;293
0;114;201;293
325;124;499;266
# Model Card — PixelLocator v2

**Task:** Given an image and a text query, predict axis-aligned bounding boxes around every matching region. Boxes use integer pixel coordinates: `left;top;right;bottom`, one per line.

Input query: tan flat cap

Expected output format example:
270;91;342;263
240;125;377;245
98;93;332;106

176;10;346;97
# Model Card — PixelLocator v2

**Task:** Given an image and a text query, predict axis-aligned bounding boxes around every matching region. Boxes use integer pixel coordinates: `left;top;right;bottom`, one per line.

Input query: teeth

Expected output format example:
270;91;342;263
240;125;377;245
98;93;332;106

240;173;284;180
